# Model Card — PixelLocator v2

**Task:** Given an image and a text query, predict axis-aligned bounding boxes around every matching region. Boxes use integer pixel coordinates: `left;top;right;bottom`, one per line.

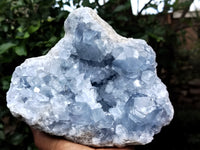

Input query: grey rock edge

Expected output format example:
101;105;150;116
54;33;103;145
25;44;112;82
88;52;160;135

7;7;174;147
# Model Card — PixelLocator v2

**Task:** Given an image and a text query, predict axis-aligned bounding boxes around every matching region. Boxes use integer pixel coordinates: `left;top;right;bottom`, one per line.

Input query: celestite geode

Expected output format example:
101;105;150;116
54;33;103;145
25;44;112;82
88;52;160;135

7;7;174;147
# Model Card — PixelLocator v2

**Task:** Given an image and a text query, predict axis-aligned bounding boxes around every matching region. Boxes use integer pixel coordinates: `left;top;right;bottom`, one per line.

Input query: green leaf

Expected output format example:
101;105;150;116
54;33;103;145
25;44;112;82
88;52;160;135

28;21;40;33
0;131;5;140
0;43;16;54
113;3;130;13
2;25;8;32
23;32;30;38
14;45;27;56
0;16;5;22
0;124;3;129
148;32;165;42
1;76;11;90
113;5;125;13
17;26;24;32
47;16;55;22
15;31;30;39
55;11;69;21
2;79;10;90
11;25;15;30
45;36;58;47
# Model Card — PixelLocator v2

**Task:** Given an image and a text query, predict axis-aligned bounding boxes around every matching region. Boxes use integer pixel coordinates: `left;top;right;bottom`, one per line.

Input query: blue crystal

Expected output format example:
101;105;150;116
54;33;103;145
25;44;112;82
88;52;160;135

6;7;174;147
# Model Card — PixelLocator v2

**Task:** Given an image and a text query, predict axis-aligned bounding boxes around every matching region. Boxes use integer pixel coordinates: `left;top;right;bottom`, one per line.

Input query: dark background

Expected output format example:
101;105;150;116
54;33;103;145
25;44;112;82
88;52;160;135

0;0;200;149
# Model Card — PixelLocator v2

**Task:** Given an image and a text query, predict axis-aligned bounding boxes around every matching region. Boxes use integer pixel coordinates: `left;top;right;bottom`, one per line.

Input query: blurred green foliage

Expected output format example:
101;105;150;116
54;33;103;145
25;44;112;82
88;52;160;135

0;0;200;149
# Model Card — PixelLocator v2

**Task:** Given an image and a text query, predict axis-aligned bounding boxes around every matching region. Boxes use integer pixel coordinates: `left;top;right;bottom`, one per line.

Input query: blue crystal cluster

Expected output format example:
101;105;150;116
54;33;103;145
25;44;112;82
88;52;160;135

7;7;174;147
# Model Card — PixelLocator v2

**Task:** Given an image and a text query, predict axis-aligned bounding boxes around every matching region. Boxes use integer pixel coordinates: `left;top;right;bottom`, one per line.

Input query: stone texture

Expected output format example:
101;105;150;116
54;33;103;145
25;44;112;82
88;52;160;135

6;7;174;147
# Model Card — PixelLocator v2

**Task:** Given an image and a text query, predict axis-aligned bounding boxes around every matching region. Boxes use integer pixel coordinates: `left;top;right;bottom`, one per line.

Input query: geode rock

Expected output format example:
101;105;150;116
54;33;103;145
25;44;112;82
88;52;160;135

7;7;174;147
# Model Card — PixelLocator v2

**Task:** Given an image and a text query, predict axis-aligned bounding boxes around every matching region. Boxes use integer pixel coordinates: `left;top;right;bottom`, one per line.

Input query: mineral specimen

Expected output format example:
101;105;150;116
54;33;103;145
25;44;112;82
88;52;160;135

7;7;174;147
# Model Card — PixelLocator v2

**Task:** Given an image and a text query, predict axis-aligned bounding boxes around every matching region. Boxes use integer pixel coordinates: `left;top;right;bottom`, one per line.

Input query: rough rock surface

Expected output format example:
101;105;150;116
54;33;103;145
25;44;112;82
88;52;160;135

7;7;174;147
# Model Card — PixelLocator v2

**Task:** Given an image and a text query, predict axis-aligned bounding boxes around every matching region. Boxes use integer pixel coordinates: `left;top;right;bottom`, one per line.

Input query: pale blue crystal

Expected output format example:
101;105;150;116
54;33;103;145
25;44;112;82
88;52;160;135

6;7;174;147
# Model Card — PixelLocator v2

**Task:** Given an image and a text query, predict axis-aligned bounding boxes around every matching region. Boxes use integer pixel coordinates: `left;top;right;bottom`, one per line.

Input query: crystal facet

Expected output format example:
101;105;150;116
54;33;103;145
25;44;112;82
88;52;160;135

6;7;174;147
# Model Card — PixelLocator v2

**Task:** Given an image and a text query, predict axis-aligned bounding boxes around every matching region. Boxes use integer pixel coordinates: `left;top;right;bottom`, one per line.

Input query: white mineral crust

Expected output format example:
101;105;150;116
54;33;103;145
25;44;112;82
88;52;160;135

7;7;174;147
